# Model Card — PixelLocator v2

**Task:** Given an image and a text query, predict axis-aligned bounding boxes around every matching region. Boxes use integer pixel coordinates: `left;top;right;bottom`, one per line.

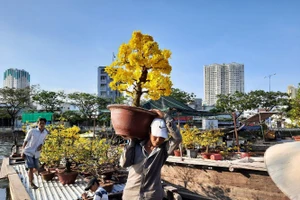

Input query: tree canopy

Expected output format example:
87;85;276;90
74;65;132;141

216;90;290;118
0;87;32;129
169;88;196;104
105;31;173;107
32;90;65;112
68;92;109;121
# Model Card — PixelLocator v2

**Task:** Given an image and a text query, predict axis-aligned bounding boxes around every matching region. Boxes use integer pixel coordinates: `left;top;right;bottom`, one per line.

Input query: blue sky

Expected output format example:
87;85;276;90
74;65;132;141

0;0;299;98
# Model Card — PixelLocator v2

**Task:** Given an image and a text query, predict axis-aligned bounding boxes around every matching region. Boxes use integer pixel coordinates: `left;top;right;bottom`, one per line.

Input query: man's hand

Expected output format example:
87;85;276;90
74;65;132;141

21;153;25;159
150;109;164;118
81;192;88;200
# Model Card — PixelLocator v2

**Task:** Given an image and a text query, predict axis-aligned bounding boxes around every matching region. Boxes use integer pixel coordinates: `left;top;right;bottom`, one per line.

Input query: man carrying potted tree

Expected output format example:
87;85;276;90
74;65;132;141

21;118;48;189
120;109;182;200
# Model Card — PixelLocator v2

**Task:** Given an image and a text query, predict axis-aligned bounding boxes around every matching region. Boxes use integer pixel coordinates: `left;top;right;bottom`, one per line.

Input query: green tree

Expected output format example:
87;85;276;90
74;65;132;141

68;92;109;124
216;90;290;119
61;110;85;126
32;90;65;112
105;31;173;107
170;88;196;104
0;87;32;129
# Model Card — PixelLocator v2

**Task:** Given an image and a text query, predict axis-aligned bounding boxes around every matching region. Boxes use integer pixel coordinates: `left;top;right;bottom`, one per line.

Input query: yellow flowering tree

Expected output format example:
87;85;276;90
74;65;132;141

181;124;200;149
198;129;224;153
40;125;81;172
105;31;173;107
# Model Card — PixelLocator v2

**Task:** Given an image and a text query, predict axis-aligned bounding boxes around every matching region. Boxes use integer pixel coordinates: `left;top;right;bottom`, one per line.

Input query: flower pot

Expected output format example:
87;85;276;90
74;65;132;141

57;171;78;185
201;152;212;159
40;171;55;181
210;153;222;160
174;149;181;157
186;149;198;158
101;170;114;180
240;152;250;158
107;104;157;139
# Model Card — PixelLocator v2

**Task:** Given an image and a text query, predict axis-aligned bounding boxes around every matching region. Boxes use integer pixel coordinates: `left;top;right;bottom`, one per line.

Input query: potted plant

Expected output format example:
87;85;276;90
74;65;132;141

105;31;173;139
181;124;200;158
198;129;224;159
77;138;122;192
40;124;81;185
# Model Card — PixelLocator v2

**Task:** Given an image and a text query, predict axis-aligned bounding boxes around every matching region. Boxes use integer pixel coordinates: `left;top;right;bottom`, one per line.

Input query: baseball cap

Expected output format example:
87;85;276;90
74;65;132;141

151;118;168;139
264;142;300;199
84;177;99;191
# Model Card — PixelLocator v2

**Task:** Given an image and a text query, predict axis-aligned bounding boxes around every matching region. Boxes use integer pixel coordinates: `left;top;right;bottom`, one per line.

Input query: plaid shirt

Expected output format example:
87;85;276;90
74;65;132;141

120;114;182;200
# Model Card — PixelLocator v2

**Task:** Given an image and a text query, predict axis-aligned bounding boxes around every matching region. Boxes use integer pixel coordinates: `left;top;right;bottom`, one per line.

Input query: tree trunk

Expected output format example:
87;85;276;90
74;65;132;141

133;94;141;107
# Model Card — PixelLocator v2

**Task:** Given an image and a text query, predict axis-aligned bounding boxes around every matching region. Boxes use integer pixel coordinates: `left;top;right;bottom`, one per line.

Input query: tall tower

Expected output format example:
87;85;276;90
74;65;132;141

204;62;244;106
97;66;121;101
3;68;30;89
287;85;298;99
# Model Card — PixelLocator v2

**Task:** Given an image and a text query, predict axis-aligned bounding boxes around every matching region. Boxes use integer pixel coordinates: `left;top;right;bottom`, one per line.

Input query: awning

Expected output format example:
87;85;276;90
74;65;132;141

22;112;53;123
243;112;278;124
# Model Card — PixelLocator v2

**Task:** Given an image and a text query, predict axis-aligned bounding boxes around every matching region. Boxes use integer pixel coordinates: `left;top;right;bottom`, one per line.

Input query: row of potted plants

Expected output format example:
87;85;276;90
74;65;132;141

39;124;123;188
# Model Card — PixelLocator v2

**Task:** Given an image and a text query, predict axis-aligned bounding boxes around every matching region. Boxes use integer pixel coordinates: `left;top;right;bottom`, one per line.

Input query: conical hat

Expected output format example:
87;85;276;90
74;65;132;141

264;142;300;200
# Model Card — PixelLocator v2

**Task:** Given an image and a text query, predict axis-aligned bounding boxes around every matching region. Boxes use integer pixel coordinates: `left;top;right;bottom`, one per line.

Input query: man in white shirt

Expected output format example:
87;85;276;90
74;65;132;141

82;177;109;200
21;118;48;189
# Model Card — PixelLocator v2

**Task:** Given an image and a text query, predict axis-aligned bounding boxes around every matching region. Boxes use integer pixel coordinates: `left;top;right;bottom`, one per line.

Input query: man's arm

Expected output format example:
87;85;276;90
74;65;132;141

164;113;182;155
119;139;137;168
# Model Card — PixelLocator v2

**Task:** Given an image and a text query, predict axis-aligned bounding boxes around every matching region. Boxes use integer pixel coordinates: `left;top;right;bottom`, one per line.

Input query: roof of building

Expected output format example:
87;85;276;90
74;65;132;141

142;96;212;116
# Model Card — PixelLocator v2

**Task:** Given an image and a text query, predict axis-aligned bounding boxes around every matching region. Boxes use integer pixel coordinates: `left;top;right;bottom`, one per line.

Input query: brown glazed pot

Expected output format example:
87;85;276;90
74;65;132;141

57;171;78;185
40;171;55;182
107;104;157;139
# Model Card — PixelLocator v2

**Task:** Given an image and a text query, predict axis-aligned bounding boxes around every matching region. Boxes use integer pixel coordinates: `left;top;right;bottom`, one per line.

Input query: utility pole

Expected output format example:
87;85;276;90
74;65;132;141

264;73;276;92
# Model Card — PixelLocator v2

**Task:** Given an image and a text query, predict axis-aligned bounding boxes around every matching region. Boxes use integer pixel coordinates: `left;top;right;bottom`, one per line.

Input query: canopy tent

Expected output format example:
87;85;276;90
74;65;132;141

242;112;279;124
142;96;212;116
22;112;53;123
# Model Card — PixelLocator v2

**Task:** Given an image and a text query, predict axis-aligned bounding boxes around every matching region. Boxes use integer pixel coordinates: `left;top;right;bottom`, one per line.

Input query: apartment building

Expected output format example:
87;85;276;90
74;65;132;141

204;62;244;106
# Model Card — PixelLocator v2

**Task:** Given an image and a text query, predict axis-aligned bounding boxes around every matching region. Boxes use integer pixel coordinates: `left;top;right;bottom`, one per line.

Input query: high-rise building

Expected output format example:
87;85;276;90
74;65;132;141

287;85;298;99
204;62;244;106
97;66;122;101
3;68;30;89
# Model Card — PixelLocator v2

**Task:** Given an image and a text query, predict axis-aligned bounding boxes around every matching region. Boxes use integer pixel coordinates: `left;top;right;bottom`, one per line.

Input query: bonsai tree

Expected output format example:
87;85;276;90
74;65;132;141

40;124;81;172
198;129;224;153
105;31;173;107
181;124;200;150
73;138;122;177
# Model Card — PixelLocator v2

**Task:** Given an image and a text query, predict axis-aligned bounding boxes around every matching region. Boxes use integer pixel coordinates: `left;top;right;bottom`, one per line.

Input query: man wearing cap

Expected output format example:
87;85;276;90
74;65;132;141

120;109;182;200
81;177;108;200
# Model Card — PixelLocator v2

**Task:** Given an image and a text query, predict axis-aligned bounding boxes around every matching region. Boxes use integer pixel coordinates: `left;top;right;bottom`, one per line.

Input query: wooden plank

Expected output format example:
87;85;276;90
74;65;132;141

9;173;31;200
0;157;9;179
166;156;267;171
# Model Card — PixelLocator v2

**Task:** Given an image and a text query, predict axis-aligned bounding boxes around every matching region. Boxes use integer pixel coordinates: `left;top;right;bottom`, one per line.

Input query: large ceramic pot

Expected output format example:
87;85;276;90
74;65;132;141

107;104;157;139
40;171;55;182
57;171;78;185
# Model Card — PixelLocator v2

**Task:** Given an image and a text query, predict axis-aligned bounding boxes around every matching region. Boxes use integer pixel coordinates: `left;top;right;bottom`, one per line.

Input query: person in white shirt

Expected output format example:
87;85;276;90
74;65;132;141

82;177;109;200
21;118;48;189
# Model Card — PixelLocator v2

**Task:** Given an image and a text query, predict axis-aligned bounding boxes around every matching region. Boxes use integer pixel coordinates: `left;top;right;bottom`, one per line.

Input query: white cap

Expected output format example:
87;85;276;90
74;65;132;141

151;118;168;139
265;142;300;199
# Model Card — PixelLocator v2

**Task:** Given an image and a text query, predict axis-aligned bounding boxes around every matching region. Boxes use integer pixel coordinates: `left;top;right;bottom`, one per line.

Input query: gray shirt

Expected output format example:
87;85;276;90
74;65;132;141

120;114;182;200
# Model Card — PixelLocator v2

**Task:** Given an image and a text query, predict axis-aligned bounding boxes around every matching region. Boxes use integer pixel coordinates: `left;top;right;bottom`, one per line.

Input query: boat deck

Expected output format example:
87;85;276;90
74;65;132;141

1;157;124;200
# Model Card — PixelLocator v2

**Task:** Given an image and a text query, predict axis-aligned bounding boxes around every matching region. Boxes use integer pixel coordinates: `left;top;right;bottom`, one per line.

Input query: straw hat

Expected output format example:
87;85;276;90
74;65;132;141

264;142;300;200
